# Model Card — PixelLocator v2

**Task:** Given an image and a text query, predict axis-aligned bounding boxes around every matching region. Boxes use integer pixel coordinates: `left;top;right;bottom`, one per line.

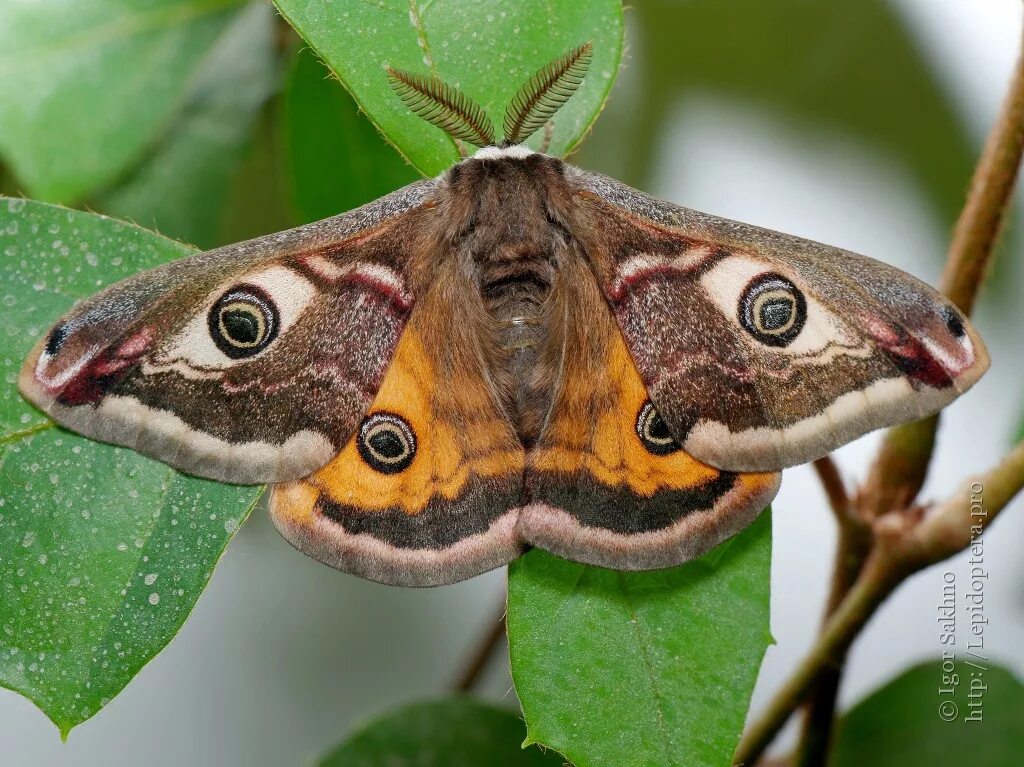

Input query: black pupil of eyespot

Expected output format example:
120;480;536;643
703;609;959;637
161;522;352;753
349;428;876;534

209;287;278;359
357;413;416;474
760;298;793;330
369;429;405;459
222;308;260;344
739;273;806;348
647;410;671;440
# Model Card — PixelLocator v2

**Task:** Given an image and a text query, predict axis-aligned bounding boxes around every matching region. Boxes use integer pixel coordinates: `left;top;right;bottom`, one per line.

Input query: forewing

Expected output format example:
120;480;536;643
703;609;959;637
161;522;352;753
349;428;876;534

19;181;436;483
571;168;988;472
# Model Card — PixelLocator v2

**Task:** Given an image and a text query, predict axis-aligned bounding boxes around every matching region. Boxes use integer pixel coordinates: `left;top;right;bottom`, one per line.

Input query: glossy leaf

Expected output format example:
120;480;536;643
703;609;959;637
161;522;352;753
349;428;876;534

0;0;247;202
272;0;624;175
283;46;419;225
582;0;976;234
318;698;564;767
507;511;773;767
0;198;262;735
834;660;1024;767
96;1;279;249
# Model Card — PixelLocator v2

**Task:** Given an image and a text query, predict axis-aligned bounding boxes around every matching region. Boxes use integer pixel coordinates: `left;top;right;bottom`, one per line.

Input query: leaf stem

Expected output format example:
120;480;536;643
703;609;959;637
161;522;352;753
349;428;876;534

794;458;871;767
736;440;1024;767
451;598;507;693
860;19;1024;520
737;20;1024;766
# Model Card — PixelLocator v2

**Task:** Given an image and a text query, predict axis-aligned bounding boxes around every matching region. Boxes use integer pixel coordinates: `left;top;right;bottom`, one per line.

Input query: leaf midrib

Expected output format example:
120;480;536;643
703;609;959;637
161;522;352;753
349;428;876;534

616;571;676;766
0;420;54;447
76;481;265;730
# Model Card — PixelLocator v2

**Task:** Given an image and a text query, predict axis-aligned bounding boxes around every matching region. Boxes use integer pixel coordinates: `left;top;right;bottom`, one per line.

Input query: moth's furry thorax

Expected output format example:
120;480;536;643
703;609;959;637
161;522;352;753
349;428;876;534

434;152;578;446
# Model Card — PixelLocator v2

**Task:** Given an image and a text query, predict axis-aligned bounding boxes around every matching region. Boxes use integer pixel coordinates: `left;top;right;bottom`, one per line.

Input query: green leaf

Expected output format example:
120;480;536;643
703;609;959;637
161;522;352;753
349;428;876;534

0;163;17;197
318;698;564;767
0;0;248;202
283;46;419;225
0;198;261;736
834;660;1024;767
272;0;624;175
507;511;773;767
95;1;280;249
215;107;297;245
583;0;976;238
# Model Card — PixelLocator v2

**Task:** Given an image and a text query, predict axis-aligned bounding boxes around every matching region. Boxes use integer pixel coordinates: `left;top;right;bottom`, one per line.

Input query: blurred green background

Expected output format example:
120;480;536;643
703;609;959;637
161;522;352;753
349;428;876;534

1;0;1022;764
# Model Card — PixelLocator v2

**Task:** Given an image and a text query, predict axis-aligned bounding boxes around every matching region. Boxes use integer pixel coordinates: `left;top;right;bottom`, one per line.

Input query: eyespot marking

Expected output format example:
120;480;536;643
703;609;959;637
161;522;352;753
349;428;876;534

207;285;279;359
739;273;807;347
357;412;416;474
636;401;680;455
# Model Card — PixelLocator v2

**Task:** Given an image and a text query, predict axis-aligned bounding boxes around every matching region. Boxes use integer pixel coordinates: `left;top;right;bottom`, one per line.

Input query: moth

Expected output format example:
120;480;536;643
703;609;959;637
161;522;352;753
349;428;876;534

19;45;988;586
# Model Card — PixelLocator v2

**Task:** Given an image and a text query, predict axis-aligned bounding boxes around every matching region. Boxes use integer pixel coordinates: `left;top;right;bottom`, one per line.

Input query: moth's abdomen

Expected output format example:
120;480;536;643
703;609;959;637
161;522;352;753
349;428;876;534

482;264;555;448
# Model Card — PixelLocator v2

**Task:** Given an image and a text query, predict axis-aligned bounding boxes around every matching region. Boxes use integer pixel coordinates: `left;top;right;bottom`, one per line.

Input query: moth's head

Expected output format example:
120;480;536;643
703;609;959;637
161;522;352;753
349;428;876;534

385;42;593;154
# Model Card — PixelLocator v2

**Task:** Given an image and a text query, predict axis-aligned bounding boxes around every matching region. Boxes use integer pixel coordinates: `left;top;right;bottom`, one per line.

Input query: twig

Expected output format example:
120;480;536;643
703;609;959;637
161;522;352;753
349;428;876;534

737;21;1024;767
736;441;1024;766
811;456;849;521
452;599;507;693
941;28;1024;317
860;19;1024;520
796;459;870;767
860;417;940;521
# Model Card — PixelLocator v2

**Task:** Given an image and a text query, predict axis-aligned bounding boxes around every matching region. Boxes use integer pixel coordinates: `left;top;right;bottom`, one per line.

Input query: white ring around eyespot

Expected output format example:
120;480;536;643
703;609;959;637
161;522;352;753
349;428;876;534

151;265;315;372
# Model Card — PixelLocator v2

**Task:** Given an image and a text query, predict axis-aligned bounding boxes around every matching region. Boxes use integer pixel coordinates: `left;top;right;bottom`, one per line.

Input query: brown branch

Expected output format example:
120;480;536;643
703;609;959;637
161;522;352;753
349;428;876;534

910;440;1024;555
860;19;1024;520
941;35;1024;316
738;21;1024;766
811;456;850;521
795;458;871;767
735;440;1024;766
860;417;941;521
452;600;507;693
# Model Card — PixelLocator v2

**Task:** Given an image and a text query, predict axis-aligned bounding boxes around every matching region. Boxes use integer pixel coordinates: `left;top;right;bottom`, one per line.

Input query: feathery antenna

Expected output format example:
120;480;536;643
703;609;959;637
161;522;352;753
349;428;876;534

386;67;496;148
503;42;593;146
